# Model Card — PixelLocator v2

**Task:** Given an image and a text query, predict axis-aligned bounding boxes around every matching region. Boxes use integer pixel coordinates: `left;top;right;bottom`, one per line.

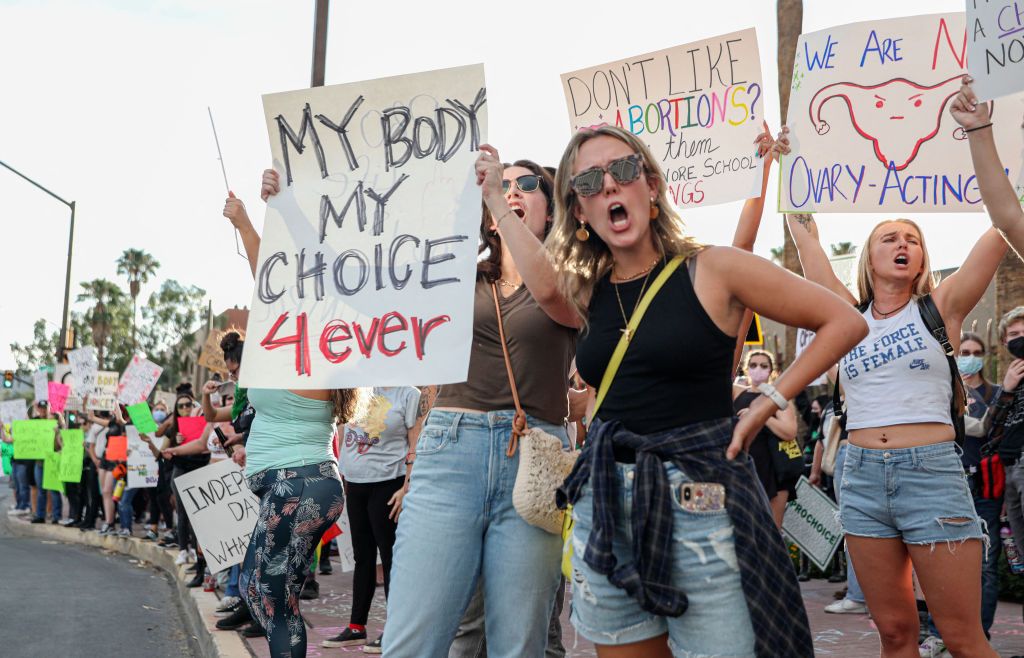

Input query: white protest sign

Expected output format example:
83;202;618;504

118;355;163;405
967;0;1024;101
780;13;1024;212
783;476;843;571
126;427;159;489
53;365;81;411
0;399;28;426
174;459;259;572
32;370;48;404
88;371;119;411
68;347;98;392
561;28;765;208
796;329;829;386
241;64;486;390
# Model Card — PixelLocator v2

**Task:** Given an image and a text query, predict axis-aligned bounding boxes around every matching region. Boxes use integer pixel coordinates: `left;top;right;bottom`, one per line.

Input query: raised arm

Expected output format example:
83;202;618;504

225;189;261;278
732;121;776;252
475;145;580;328
950;76;1024;257
201;380;232;423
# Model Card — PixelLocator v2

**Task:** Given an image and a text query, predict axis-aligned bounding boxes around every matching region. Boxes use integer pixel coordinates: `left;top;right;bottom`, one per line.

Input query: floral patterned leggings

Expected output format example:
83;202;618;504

240;462;344;658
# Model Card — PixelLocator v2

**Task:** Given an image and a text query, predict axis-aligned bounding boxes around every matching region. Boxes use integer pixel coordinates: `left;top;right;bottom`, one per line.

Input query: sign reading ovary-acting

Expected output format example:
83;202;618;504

780;13;1024;213
174;459;260;572
561;28;765;208
967;0;1024;101
242;64;486;390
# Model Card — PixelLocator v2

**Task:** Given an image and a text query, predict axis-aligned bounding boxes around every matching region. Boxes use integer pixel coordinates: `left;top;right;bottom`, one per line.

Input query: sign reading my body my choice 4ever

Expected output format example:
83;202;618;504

560;28;765;209
779;13;1024;213
240;64;487;390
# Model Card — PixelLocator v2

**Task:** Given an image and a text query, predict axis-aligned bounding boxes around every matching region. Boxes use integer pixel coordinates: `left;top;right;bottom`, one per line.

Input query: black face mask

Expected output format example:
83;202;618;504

809;412;822;430
1009;336;1024;360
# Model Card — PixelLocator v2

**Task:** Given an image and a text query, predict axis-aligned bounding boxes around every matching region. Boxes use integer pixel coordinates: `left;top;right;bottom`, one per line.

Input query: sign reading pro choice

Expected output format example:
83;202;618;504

561;28;765;208
242;65;486;389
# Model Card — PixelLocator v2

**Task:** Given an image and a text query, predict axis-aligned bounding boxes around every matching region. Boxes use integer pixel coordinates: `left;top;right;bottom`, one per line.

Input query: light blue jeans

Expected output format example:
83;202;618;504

384;410;568;658
833;444;864;604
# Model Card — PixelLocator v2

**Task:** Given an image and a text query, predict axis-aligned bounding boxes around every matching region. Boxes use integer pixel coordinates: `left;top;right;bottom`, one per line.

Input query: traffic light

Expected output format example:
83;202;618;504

3;371;12;389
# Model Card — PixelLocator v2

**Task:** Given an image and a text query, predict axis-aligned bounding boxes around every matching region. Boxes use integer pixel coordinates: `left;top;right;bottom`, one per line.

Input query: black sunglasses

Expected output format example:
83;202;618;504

177;402;194;409
502;174;541;194
570;154;643;198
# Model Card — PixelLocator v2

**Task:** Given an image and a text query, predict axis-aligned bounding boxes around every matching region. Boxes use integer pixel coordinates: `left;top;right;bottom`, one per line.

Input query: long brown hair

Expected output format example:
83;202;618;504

330;389;363;425
477;160;555;283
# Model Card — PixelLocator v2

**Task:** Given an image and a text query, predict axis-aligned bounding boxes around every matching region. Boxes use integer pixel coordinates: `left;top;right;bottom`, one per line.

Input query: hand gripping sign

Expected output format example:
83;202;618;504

241;64;486;390
780;12;1024;213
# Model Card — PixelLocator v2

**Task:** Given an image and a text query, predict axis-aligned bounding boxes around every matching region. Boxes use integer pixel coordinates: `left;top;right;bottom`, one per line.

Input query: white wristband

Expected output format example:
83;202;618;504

758;383;788;410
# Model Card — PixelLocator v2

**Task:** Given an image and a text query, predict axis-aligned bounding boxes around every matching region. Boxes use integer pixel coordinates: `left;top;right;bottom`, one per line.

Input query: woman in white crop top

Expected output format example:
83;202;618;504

779;152;1007;655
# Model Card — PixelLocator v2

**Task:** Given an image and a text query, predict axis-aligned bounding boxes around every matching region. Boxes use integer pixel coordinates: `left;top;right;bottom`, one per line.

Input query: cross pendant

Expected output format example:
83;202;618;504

620;327;632;342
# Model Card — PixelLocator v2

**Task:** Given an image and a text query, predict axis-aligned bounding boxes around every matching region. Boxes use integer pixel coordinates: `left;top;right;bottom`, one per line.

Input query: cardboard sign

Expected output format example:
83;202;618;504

33;370;48;404
782;476;843;571
561;28;765;208
177;416;206;443
88;370;119;411
12;419;56;460
241;64;486;390
47;382;70;414
967;0;1024;101
126;427;159;489
105;435;127;462
198;330;229;374
779;13;1024;212
58;429;85;483
126;402;159;434
174;460;260;572
118;355;163;405
68;347;98;393
0;399;28;426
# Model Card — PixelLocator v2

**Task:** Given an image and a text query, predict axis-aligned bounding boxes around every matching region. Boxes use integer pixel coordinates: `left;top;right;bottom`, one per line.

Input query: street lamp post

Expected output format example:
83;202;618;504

0;160;76;361
311;0;329;87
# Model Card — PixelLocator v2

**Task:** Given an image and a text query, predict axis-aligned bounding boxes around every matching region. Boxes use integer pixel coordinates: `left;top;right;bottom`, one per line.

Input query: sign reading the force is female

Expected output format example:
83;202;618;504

560;28;765;208
174;459;260;572
782;476;843;571
967;0;1024;101
779;13;1024;213
243;64;487;389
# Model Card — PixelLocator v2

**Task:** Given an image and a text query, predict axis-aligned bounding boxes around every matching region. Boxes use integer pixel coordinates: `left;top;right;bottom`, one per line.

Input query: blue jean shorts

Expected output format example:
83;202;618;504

568;462;755;657
839;441;985;546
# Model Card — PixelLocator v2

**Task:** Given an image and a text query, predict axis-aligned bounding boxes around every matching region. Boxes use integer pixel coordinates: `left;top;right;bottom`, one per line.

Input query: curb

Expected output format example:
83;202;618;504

5;515;252;658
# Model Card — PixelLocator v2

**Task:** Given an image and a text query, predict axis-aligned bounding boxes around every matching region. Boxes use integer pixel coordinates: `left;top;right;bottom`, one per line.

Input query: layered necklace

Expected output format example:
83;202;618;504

611;257;661;342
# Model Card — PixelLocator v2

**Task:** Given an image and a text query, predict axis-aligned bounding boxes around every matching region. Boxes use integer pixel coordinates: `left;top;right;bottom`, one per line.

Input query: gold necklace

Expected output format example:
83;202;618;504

611;257;660;283
497;278;520;290
613;267;655;342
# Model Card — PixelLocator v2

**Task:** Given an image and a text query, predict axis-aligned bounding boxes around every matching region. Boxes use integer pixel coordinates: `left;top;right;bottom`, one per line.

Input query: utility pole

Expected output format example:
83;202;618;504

311;0;330;88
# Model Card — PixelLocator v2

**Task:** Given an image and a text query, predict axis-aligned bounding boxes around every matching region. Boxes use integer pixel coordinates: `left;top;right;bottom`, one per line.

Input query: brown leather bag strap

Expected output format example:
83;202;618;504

490;282;528;457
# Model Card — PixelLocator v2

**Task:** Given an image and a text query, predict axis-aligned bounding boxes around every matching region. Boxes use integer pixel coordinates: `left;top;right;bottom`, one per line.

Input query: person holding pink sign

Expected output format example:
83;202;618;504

157;391;210;567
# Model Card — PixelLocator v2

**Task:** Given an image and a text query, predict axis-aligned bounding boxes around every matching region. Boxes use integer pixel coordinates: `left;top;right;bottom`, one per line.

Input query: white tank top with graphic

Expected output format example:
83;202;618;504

839;301;952;430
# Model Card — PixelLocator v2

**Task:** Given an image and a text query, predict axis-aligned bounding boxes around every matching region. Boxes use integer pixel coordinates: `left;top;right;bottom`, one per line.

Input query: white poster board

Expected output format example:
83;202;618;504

118;355;163;405
782;476;843;571
795;329;829;386
126;427;159;489
88;370;119;412
68;347;98;393
780;13;1024;212
241;64;486;390
174;459;260;572
561;28;765;208
967;0;1024;101
53;365;81;411
0;399;28;425
32;370;48;404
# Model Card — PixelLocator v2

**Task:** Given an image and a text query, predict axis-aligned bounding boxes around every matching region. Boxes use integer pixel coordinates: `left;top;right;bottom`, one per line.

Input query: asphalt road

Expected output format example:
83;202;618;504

0;483;199;658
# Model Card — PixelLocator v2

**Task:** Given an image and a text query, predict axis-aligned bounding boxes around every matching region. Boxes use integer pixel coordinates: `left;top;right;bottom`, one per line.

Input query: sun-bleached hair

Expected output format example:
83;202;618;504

856;218;936;305
545;126;703;324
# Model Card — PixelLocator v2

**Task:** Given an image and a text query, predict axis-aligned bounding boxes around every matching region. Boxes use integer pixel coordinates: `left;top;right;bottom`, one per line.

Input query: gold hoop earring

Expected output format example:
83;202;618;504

649;198;659;220
575;221;590;241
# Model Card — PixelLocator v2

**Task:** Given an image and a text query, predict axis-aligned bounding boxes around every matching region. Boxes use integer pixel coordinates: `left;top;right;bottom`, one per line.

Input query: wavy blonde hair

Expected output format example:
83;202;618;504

856;218;935;305
546;126;703;324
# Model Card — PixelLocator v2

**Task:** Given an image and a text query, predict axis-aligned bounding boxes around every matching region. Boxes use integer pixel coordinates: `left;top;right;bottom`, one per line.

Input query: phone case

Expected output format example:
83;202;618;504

674;482;726;513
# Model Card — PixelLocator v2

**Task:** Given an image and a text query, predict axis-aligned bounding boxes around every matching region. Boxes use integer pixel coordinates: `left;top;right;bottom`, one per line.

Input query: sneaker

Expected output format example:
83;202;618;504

59;518;77;526
322;627;367;648
919;635;947;657
187;548;197;563
120;528;133;537
10;508;30;516
824;598;868;614
186;570;205;588
50;518;61;525
175;550;190;565
240;622;265;638
215;596;241;616
319;563;333;576
216;604;252;630
158;532;178;547
98;523;113;536
299;579;319;600
30;517;45;524
364;634;383;654
142;530;159;542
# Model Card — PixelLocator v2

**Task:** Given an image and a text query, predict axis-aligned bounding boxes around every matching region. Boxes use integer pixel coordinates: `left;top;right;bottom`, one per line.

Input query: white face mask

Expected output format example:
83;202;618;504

748;367;771;386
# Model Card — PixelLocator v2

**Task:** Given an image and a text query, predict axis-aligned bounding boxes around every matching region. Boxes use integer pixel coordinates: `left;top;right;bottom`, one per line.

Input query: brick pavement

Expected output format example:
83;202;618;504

242;566;1024;657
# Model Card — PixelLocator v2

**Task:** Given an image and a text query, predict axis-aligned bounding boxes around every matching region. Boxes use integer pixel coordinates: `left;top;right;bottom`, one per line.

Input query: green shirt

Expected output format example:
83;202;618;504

243;389;334;477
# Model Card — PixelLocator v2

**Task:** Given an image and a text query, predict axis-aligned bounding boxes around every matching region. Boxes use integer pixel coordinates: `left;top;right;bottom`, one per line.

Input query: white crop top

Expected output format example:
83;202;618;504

839;301;952;430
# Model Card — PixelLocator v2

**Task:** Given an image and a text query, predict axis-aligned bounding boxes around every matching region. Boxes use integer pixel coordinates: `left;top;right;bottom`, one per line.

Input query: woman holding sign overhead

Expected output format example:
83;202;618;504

222;188;362;658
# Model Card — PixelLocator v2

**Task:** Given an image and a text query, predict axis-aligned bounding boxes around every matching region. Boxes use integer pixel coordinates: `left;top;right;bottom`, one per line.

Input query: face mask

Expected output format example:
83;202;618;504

809;412;822;429
1009;336;1024;360
956;355;984;376
152;410;167;423
748;368;771;386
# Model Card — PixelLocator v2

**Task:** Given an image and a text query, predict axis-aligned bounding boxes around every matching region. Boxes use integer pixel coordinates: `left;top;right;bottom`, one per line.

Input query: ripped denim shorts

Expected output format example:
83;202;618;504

839;441;985;547
568;462;755;657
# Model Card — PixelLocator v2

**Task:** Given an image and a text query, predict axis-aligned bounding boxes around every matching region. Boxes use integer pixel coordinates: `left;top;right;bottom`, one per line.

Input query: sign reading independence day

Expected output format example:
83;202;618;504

561;28;765;208
780;13;1024;213
241;65;486;389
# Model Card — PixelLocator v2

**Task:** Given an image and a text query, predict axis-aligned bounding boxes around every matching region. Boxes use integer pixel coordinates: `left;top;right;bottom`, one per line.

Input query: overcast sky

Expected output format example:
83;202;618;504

0;0;996;369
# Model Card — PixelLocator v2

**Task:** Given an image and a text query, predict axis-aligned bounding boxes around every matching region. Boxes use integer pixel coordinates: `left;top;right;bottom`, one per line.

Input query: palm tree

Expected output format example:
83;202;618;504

116;248;160;352
770;246;785;264
77;279;125;369
778;0;804;366
830;242;856;257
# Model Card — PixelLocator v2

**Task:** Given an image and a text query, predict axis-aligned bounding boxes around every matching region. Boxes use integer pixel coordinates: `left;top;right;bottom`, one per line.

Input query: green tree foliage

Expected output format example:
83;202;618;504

830;242;856;257
138;280;207;387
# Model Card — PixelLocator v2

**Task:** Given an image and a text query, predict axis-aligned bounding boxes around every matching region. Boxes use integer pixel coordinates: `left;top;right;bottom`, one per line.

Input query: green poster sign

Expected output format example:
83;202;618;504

12;419;56;460
59;429;84;483
1;442;12;475
126;403;158;434
42;451;64;494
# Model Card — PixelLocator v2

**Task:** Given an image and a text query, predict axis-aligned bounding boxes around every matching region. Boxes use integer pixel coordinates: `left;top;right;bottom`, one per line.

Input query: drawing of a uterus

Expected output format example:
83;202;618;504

807;76;963;171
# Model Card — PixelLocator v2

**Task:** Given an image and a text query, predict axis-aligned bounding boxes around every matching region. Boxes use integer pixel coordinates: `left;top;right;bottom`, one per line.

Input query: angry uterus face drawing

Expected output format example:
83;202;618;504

807;75;964;171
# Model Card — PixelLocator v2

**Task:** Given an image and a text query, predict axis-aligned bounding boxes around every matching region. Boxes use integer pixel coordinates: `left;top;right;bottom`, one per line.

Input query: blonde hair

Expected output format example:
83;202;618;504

743;349;778;383
546;126;703;324
855;218;936;305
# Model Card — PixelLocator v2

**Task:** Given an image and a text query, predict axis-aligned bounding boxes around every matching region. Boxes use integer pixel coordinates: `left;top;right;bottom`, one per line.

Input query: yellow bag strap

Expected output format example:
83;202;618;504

591;256;684;421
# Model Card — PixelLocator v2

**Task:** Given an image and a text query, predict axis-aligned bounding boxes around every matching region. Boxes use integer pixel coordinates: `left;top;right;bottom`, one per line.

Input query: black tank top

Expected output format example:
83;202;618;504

576;258;736;434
